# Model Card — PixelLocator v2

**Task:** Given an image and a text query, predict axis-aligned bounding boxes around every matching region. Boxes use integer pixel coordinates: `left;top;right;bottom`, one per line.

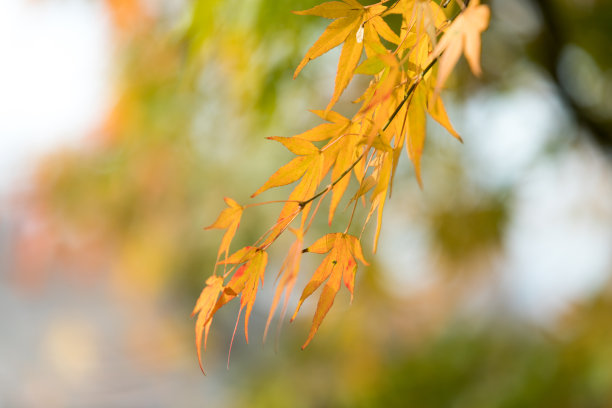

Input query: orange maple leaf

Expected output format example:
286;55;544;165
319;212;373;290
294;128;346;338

205;197;243;265
292;233;368;349
192;275;224;374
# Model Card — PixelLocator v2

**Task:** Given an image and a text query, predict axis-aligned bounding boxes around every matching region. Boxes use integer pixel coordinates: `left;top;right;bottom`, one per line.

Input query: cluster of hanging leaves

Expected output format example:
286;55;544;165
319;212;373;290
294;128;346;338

193;0;490;373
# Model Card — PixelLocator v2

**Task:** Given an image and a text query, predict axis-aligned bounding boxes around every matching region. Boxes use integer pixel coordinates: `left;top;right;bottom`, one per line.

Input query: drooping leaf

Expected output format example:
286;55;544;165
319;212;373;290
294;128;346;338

267;136;319;155
197;0;490;368
239;250;268;343
326;22;364;111
309;109;350;125
430;0;490;96
328;133;359;224
296;122;347;142
294;13;362;79
406;82;427;187
264;229;304;342
251;155;315;197
192;275;224;374
205;197;243;264
368;153;393;252
292;234;367;348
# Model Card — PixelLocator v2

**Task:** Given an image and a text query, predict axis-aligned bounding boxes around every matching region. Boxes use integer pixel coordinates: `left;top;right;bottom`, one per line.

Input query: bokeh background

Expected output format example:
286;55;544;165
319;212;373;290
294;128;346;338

1;0;612;406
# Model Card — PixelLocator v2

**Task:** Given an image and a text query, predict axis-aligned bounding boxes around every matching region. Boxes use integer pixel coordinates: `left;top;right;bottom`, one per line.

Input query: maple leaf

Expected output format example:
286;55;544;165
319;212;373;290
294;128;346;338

293;1;355;19
195;0;491;370
328;131;360;225
293;233;368;349
295;110;350;142
251;137;319;198
264;228;304;342
430;0;490;96
192;275;224;374
426;71;461;141
326;21;364;111
258;152;325;248
205;197;243;265
406;81;428;187
212;247;268;351
364;152;393;252
293;9;362;79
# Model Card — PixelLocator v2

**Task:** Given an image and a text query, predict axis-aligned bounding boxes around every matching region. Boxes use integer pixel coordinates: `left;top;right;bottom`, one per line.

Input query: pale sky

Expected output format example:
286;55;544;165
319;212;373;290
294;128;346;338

0;0;111;194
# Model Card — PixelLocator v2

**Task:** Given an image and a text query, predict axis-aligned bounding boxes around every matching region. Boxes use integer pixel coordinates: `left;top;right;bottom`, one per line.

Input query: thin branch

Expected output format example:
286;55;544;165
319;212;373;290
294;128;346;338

299;58;438;209
383;57;438;131
299;151;366;208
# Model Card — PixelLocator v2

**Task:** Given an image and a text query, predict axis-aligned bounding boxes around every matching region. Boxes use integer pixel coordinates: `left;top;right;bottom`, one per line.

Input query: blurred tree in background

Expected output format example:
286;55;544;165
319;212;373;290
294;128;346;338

9;0;612;406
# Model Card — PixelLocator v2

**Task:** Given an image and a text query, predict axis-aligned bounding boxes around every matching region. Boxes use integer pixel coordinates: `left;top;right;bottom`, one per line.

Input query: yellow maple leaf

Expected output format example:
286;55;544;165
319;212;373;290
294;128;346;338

293;11;362;79
192;275;224;374
294;233;367;349
205;197;243;264
430;0;490;96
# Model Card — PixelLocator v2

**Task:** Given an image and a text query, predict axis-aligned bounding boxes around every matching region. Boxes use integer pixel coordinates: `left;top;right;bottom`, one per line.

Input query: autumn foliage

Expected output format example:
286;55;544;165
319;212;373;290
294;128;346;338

192;0;490;372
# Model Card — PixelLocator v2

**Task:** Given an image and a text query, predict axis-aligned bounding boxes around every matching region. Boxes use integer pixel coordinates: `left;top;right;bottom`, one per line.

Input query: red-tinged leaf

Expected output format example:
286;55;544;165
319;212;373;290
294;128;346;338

345;234;369;266
301;257;343;349
251;155;314;197
267;136;319;155
293;1;354;19
193;275;224;374
224;263;248;295
342;259;357;302
326;23;364;111
264;229;304;342
294;14;361;79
